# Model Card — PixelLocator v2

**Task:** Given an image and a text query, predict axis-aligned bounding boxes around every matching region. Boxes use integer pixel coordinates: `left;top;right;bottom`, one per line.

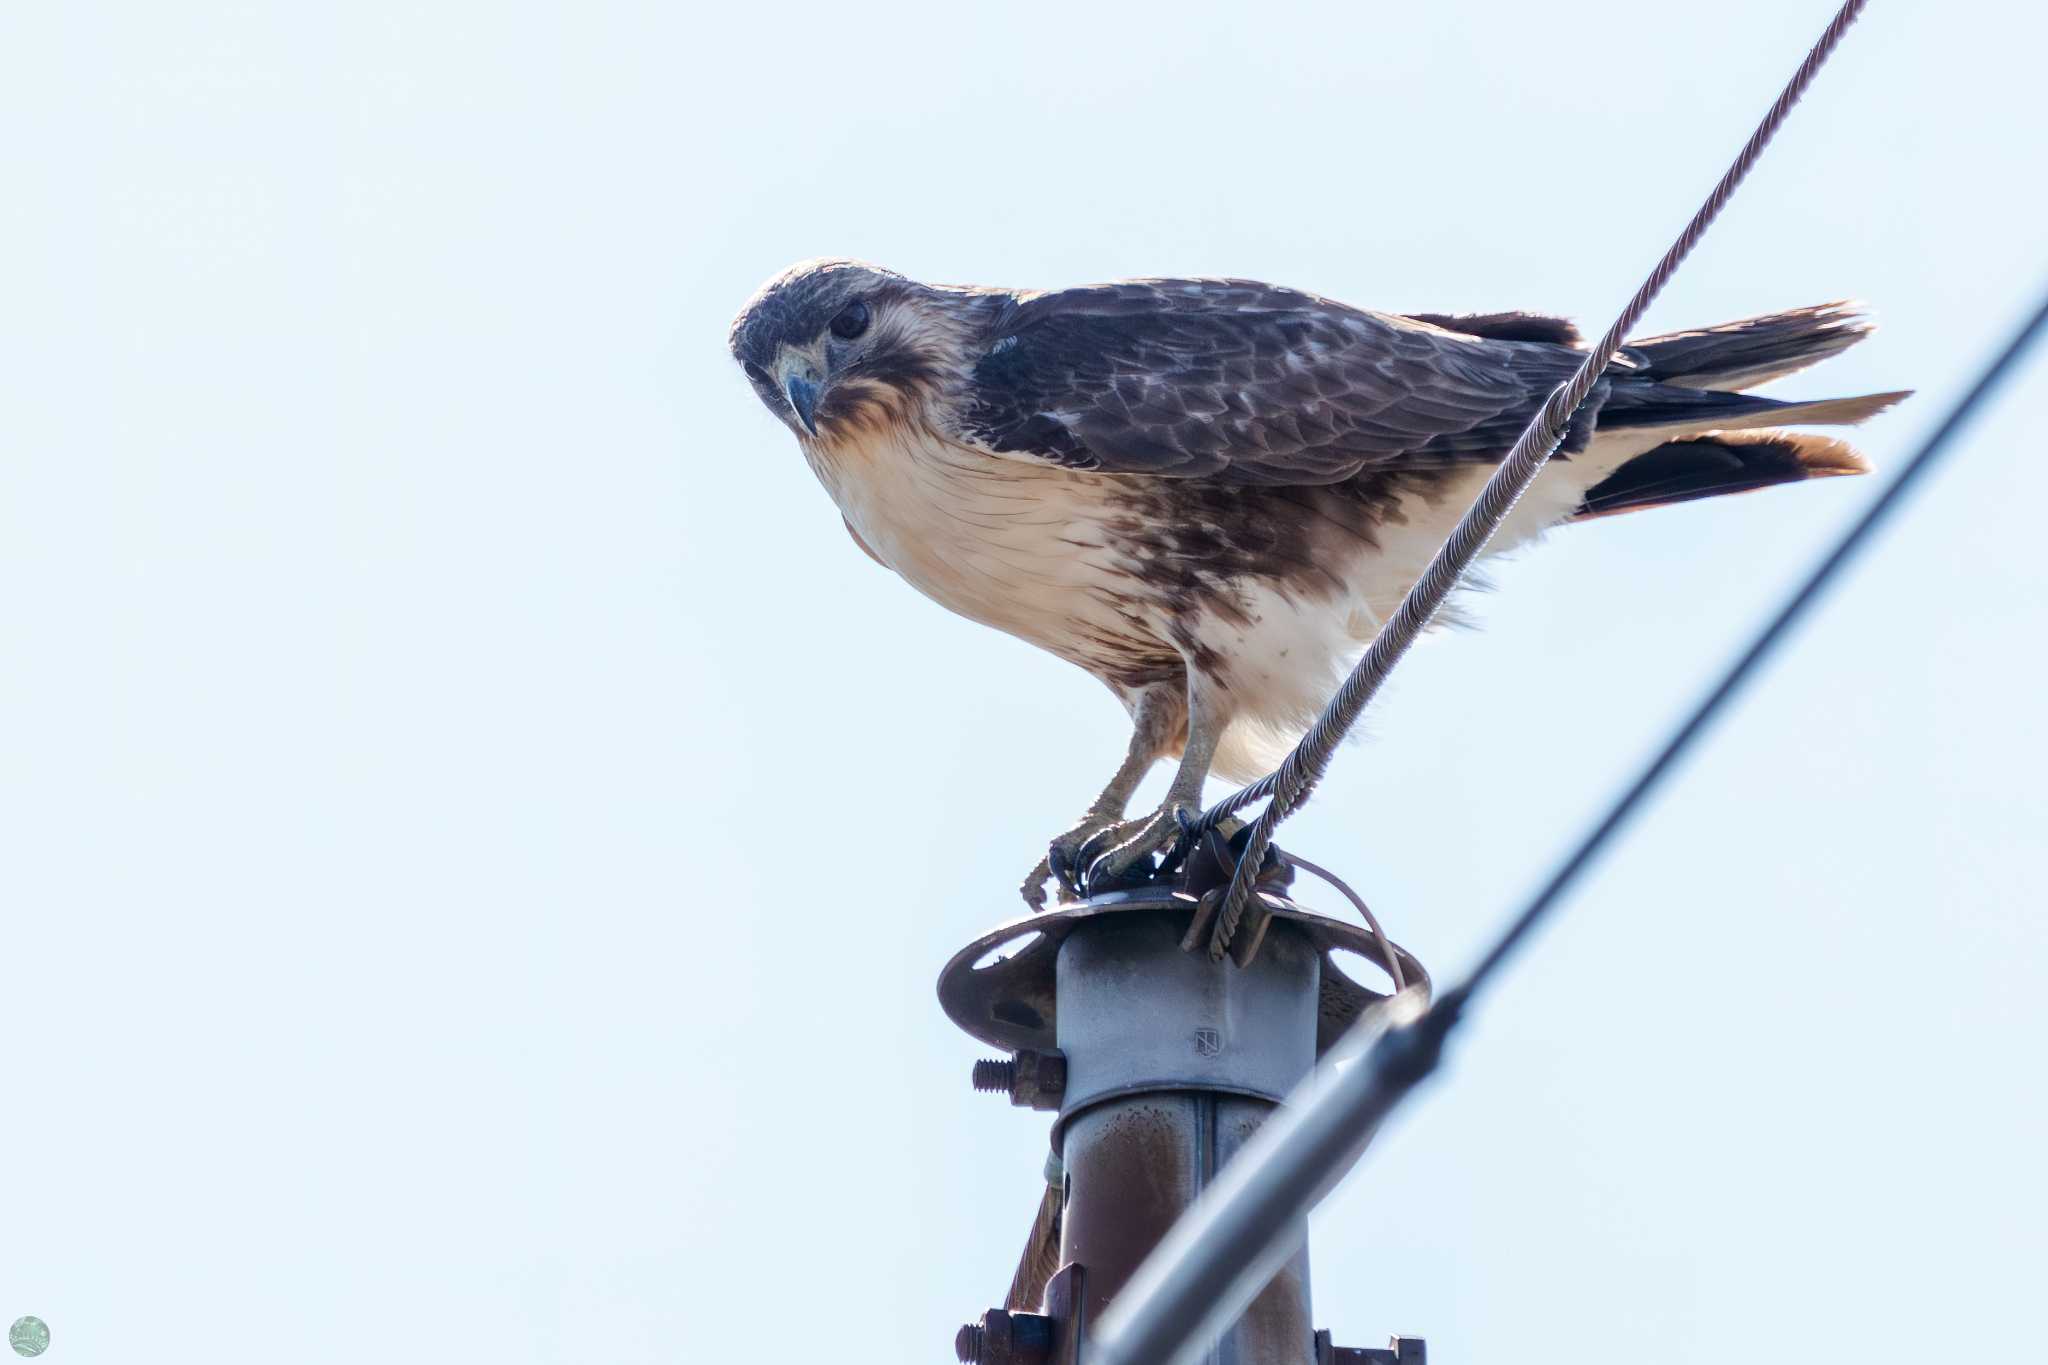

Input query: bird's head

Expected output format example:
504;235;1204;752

729;259;987;444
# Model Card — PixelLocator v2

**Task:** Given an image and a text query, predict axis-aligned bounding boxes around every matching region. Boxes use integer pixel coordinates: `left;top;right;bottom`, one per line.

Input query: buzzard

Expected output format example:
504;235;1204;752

728;260;1906;907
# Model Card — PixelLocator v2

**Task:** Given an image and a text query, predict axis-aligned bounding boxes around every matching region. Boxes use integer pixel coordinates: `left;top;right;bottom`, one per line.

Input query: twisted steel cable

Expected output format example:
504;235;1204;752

1092;286;2048;1365
1201;0;1871;959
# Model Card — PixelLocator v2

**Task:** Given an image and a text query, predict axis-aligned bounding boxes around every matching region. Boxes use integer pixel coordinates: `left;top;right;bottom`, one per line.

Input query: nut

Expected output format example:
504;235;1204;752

954;1309;1055;1364
1010;1049;1067;1111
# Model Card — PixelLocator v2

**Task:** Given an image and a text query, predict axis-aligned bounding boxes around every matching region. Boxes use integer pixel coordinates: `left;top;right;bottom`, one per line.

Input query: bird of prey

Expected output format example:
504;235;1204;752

728;260;1906;907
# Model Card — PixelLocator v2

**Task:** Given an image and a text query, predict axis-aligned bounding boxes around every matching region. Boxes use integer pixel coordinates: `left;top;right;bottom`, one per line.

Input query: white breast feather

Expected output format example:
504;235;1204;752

803;424;1657;781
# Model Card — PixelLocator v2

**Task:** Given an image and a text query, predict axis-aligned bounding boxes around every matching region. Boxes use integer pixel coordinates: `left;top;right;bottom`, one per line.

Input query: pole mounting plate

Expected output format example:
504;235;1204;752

937;889;1428;1058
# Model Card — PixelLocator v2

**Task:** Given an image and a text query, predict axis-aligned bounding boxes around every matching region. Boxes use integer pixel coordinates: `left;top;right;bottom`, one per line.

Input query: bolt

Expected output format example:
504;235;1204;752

953;1310;1054;1365
972;1059;1017;1094
972;1053;1066;1111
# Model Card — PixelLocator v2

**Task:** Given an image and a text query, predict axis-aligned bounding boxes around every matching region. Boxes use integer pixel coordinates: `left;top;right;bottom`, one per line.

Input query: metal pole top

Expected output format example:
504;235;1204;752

936;888;1428;1065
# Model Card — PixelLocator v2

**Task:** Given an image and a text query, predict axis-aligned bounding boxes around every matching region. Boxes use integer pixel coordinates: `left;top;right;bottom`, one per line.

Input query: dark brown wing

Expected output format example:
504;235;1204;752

958;279;1605;485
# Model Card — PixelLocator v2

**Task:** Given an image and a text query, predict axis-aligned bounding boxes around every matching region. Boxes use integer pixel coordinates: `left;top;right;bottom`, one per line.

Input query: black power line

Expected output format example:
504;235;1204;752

1450;287;2048;1009
1090;288;2048;1365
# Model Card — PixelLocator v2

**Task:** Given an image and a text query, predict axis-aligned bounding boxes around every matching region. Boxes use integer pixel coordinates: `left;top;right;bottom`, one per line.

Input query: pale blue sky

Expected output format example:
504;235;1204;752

3;3;2043;1362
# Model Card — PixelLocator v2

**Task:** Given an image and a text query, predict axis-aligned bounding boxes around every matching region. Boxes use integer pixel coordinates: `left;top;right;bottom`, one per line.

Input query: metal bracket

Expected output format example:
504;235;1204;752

1042;1264;1084;1365
1316;1329;1428;1364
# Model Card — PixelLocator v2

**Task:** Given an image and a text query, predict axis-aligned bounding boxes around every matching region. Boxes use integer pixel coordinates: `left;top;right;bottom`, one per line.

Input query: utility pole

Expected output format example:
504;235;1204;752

938;886;1429;1364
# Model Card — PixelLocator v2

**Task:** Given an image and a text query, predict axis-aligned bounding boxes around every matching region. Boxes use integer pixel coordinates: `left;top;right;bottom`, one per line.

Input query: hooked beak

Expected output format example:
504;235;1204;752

783;372;821;436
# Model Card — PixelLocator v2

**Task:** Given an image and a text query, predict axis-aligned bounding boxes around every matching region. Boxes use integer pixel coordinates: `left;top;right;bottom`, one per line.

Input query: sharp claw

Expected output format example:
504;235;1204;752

1073;823;1124;873
1039;805;1194;904
1048;842;1082;899
1048;834;1081;896
1083;806;1196;894
1159;807;1202;875
1077;829;1149;896
1080;849;1117;894
1085;849;1145;893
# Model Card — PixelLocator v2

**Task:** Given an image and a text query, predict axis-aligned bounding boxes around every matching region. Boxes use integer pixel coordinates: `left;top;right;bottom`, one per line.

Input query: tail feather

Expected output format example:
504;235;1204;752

1701;389;1912;431
1602;383;1911;432
1628;300;1872;390
1575;430;1869;520
1210;301;1908;778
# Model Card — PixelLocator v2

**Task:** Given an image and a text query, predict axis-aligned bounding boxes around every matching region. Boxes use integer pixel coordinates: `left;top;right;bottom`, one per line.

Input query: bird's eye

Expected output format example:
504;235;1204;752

829;299;871;341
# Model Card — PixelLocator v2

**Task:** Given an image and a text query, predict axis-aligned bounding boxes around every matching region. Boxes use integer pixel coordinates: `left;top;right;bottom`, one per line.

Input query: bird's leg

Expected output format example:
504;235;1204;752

1020;685;1183;909
1084;679;1228;888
